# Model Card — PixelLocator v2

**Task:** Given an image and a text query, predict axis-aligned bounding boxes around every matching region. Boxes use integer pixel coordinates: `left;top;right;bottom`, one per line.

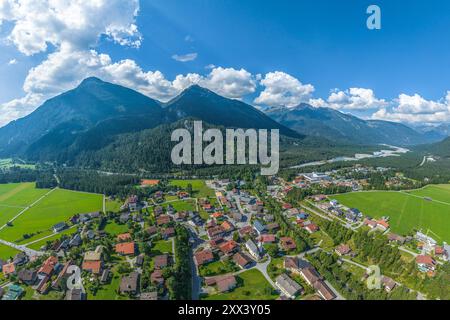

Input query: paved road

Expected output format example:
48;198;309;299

0;238;44;257
254;256;277;290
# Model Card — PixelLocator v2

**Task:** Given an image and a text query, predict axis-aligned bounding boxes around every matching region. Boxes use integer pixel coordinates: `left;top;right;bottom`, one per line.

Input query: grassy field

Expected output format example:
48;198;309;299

332;185;450;242
169;179;215;198
162;199;196;212
151;240;173;255
0;186;103;242
103;221;129;236
0;158;35;170
0;243;20;260
203;269;278;300
26;227;78;250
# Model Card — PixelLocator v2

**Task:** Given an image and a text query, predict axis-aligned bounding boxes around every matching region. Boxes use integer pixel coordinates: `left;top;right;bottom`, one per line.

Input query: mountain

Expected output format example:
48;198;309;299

412;123;450;142
0;77;164;156
165;85;302;138
266;104;437;146
0;78;304;166
416;136;450;158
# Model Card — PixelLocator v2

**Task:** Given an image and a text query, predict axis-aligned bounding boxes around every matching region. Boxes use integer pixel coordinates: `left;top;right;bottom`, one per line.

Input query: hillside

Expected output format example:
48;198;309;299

266;104;436;146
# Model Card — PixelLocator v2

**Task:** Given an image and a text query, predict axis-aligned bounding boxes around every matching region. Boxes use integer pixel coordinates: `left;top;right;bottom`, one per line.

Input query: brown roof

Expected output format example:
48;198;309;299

82;260;102;274
301;267;321;284
156;215;171;226
219;240;238;254
154;254;169;269
416;255;435;266
120;272;140;293
194;250;214;266
314;280;336;300
38;256;58;276
117;233;132;242
335;244;351;255
280;237;297;251
233;252;252;268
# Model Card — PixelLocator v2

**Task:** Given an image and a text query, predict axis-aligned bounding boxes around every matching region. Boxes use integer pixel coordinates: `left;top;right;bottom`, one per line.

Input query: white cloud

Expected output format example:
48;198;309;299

327;87;387;110
172;53;198;62
8;58;17;65
371;92;450;123
254;71;315;107
0;0;141;56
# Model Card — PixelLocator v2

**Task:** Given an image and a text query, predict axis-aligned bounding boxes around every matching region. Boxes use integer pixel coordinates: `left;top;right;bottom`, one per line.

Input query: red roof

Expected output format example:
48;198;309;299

38;256;58;276
2;263;15;275
305;223;319;232
260;234;276;243
219;240;238;254
82;260;102;274
416;255;435;266
115;242;135;255
377;220;389;229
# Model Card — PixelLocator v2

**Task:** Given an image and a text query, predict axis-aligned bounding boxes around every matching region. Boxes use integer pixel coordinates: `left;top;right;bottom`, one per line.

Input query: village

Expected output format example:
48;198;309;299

0;168;449;301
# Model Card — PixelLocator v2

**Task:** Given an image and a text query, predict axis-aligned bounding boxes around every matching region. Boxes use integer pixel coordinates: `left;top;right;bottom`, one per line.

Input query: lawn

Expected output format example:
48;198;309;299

203;269;278;300
0;188;102;242
26;227;78;250
331;186;450;242
169;179;215;198
198;259;239;277
105;199;123;212
103;221;130;236
151;240;173;255
163;199;196;212
0;243;20;260
89;268;130;300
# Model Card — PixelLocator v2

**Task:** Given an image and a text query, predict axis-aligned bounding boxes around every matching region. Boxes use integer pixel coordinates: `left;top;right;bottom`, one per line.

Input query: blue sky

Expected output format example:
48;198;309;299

1;0;450;127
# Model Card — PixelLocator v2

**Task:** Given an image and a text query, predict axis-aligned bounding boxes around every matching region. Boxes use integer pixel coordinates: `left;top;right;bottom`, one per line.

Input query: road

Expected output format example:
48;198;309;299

0;238;44;257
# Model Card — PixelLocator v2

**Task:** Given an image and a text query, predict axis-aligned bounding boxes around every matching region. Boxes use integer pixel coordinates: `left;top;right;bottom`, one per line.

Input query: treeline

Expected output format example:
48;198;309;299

56;169;140;197
167;226;192;300
0;167;39;184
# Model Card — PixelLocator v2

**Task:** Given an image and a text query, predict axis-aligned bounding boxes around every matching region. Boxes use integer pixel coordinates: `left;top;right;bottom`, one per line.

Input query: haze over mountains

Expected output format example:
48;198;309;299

0;77;445;169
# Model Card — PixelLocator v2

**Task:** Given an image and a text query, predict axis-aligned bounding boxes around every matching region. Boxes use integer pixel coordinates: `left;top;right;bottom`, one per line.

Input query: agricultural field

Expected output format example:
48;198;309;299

331;184;450;242
0;243;20;260
203;269;278;300
0;183;103;243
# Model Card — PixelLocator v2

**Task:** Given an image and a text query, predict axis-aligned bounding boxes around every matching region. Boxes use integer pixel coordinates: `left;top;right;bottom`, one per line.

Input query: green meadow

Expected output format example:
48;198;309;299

0;184;103;243
332;185;450;242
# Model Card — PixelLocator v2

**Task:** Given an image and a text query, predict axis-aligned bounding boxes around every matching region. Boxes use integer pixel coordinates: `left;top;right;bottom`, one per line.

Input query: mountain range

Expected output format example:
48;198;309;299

0;77;445;172
266;104;440;146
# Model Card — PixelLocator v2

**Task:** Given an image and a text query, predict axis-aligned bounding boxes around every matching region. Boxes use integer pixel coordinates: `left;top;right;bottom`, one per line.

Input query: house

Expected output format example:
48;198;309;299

162;227;175;239
100;269;110;284
253;220;266;235
282;203;292;210
314;280;336;300
38;256;58;277
84;246;103;261
259;234;276;244
284;257;310;274
335;244;351;256
136;254;145;267
238;225;254;238
300;267;321;286
154;254;169;269
194;250;214;266
266;223;280;232
82;260;102;274
2;263;16;276
53;222;67;233
304;223;319;234
151;270;165;285
221;221;235;233
127;195;138;212
119;212;131;224
156;215;171;226
146;225;158;236
117;233;132;242
205;275;237;293
416;255;436;273
245;239;261;260
381;276;396;293
280;237;297;251
233;252;253;269
141;179;160;187
69;233;82;247
13;252;28;266
154;206;164;216
377;220;389;231
219;240;239;256
18;269;37;285
387;233;406;245
120;272;140;295
276;274;303;299
115;242;135;256
363;218;378;229
207;225;225;239
66;289;86;300
2;284;23;300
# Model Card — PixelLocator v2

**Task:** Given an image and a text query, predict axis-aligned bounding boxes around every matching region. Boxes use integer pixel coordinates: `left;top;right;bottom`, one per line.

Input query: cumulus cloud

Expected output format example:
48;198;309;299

254;71;315;107
172;53;198;62
371;92;450;123
0;0;141;55
327;87;387;110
